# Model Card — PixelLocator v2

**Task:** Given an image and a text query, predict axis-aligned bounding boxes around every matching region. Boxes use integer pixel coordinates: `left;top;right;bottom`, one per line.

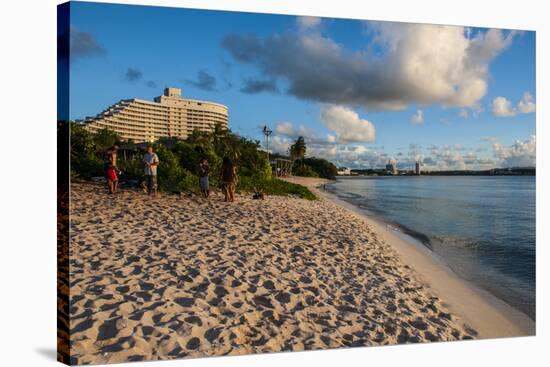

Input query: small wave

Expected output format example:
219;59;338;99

388;222;434;250
431;235;483;250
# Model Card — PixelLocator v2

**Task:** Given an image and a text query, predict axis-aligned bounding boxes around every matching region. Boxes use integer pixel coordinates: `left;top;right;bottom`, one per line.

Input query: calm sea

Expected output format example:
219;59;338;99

326;176;536;319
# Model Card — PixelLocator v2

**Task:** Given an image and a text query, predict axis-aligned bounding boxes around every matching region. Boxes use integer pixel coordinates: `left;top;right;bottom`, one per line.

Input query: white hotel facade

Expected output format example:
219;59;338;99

83;87;228;142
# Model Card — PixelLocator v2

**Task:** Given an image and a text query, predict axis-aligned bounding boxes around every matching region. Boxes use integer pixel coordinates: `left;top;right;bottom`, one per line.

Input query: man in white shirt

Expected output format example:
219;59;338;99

143;145;159;196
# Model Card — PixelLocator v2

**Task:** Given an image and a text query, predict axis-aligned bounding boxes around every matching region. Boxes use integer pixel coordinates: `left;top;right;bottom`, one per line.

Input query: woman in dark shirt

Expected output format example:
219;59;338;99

221;157;237;202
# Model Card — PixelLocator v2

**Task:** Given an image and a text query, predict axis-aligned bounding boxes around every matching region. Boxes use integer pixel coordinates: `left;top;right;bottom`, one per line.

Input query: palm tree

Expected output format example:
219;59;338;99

290;136;306;168
211;123;240;161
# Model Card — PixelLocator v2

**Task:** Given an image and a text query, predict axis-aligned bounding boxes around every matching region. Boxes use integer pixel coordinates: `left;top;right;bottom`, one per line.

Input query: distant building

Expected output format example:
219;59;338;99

83;87;228;142
415;162;421;175
386;160;398;175
337;167;351;176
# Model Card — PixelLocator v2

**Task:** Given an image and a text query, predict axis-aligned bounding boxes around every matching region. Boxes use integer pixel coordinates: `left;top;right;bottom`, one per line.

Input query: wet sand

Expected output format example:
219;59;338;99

69;180;487;364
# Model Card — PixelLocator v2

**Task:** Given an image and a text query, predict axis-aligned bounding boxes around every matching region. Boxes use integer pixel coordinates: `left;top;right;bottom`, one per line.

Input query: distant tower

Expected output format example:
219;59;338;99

415;162;420;175
386;159;398;175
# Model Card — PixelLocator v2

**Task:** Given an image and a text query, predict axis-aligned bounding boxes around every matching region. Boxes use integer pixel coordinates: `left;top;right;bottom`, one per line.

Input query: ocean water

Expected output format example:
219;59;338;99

326;176;536;320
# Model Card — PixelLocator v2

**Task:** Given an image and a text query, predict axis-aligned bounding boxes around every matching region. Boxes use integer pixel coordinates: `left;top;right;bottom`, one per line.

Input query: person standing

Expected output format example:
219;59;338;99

198;158;210;198
143;145;159;196
221;157;237;202
105;144;120;194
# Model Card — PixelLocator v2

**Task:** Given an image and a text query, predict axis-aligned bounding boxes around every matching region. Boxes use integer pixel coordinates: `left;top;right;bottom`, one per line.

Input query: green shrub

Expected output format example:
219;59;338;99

153;144;186;192
117;156;142;179
292;157;337;180
292;164;319;178
238;176;316;200
70;123;104;178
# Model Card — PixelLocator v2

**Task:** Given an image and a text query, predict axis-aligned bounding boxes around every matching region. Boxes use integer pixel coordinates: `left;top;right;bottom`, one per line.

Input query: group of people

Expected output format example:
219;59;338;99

197;156;238;202
104;145;238;202
105;144;159;196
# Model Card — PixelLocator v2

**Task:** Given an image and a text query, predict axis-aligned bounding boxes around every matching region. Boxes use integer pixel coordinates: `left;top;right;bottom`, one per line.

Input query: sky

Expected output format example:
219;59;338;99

65;1;536;170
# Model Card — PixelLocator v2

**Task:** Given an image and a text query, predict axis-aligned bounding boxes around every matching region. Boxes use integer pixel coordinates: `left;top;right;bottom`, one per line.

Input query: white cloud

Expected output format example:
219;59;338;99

493;135;536;167
275;122;294;136
223;22;517;110
410;109;424;124
320;105;376;143
518;92;536;114
297;16;322;31
491;96;516;117
459;103;483;119
491;92;536;117
275;121;318;142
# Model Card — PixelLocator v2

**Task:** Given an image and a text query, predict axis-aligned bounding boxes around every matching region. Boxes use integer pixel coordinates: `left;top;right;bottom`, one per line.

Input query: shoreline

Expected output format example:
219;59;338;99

284;176;535;339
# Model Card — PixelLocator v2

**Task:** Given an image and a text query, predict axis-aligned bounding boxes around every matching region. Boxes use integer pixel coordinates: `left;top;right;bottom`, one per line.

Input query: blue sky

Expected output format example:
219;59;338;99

66;1;536;170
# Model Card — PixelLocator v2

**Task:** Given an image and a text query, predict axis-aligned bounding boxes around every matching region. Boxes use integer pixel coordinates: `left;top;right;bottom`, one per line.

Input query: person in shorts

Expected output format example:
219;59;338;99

105;144;120;194
105;164;118;194
143;145;159;196
198;158;210;198
221;157;237;202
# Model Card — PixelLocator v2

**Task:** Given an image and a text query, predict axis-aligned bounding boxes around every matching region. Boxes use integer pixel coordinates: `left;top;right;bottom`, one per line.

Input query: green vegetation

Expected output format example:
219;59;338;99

289;136;306;167
292;164;319;178
69;123;316;200
298;157;338;180
286;136;338;180
239;176;317;200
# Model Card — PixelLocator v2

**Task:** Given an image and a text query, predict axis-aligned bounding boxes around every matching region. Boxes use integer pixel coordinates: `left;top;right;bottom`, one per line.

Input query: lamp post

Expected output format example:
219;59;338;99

263;125;272;162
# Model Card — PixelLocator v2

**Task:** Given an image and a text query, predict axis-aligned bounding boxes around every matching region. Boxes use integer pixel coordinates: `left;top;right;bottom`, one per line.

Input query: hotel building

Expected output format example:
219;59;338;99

83;87;228;142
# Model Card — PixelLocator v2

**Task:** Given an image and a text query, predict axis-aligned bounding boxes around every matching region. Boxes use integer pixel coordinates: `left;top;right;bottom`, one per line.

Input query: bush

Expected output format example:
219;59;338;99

292;164;319;178
117;155;142;179
174;141;221;178
153;144;187;192
70;123;104;178
238;176;316;200
293;157;337;180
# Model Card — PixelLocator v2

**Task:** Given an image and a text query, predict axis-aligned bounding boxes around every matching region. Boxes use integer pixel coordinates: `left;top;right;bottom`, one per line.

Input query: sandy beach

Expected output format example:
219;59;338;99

68;179;531;364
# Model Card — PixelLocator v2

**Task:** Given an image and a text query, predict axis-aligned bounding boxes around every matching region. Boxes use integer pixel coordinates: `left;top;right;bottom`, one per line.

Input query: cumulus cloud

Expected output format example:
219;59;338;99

410;110;424;124
297;16;322;31
185;70;217;91
320;105;376;143
275;121;318;141
222;21;516;110
517;92;536;114
271;107;379;168
240;78;278;94
276;122;294;136
458;103;483;119
491;96;515;116
493;135;536;167
70;26;105;58
124;68;143;83
491;92;536;117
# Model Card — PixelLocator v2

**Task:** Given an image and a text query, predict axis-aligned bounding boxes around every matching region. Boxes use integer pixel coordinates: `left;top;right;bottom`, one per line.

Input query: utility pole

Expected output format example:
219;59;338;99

263;125;272;162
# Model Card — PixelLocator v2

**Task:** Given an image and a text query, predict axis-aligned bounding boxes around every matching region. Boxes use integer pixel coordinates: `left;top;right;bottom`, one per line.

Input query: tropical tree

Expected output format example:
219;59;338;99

70;123;103;177
290;136;306;168
93;128;121;153
210;122;240;160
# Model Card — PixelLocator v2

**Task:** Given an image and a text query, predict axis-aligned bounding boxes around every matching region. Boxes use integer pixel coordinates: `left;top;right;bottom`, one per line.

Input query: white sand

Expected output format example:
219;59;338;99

67;180;517;364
